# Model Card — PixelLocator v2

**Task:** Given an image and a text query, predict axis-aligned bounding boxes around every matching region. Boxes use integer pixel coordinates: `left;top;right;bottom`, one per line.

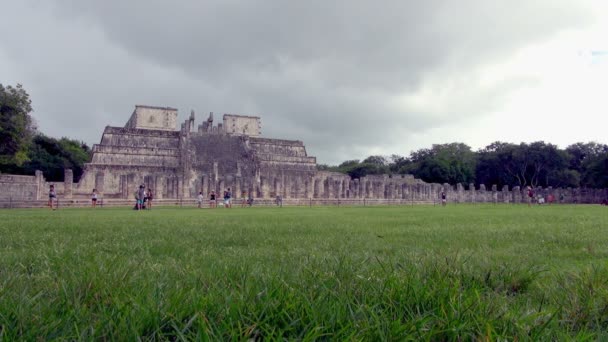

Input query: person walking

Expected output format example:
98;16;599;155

224;188;232;208
146;188;153;210
247;191;254;207
91;189;98;208
276;195;283;207
197;191;204;208
137;185;146;210
209;190;217;208
48;184;57;210
527;186;534;207
441;191;447;206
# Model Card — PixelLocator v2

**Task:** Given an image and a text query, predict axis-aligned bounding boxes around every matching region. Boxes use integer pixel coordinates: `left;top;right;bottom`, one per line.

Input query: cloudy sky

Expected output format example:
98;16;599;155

1;1;607;164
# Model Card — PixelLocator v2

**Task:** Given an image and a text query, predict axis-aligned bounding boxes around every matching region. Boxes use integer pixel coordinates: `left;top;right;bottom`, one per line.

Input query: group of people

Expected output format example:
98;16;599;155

196;188;253;208
134;185;153;210
526;187;564;206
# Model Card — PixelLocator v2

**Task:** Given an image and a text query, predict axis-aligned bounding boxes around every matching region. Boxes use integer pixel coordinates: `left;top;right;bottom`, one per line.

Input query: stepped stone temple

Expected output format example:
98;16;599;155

1;105;606;207
70;105;423;201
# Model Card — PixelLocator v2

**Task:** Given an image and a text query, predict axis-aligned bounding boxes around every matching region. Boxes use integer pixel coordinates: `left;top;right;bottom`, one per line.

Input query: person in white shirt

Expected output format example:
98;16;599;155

197;192;204;208
91;189;98;208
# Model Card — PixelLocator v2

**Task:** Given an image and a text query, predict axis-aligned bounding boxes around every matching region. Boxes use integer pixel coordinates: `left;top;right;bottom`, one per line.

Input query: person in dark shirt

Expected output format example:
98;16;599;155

209;191;217;208
223;188;232;208
146;188;153;210
48;185;57;210
137;185;145;210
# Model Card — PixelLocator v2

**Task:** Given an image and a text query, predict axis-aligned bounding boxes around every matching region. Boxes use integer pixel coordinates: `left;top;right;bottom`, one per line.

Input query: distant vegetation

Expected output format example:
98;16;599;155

319;140;608;189
0;83;90;181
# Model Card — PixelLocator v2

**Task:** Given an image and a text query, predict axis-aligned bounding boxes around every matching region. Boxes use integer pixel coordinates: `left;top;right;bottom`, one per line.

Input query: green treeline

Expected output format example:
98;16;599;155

0;83;91;182
320;141;608;188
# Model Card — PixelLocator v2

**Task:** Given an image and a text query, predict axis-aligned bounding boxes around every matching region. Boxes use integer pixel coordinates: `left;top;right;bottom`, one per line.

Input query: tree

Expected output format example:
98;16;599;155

0;83;35;166
388;154;410;174
477;141;573;188
476;142;517;188
566;142;608;187
21;135;91;182
362;155;388;166
338;160;360;168
404;143;477;184
583;154;608;188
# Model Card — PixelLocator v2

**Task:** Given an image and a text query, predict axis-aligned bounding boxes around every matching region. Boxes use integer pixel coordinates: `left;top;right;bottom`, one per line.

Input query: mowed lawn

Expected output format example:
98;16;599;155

1;205;607;340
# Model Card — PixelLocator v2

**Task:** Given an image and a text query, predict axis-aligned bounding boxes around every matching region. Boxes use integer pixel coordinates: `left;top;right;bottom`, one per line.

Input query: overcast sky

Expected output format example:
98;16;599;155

1;1;607;164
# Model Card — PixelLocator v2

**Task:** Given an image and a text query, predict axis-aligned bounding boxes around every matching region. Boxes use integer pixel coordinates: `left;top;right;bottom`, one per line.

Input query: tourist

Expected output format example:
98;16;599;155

247;191;254;207
547;193;555;205
147;188;153;210
224;188;232;208
441;191;447;206
537;195;545;205
137;185;146;210
48;184;57;210
527;186;534;207
276;195;282;207
197;191;204;208
209;190;217;208
91;188;98;208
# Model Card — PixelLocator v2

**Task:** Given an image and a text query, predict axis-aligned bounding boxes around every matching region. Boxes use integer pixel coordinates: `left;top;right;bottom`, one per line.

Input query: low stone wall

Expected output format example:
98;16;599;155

0;197;436;209
1;169;607;207
444;184;608;205
0;171;45;201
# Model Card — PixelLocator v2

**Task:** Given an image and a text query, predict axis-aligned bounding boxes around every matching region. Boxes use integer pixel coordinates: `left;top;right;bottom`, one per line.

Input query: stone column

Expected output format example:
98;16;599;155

202;175;208;198
64;169;73;199
304;179;310;198
281;174;287;198
155;175;164;199
512;186;520;203
233;177;240;198
456;183;464;203
469;183;475;203
177;176;184;199
95;172;105;196
502;185;509;203
259;176;267;198
273;177;279;198
290;176;300;198
492;184;498;203
35;170;44;200
213;162;219;182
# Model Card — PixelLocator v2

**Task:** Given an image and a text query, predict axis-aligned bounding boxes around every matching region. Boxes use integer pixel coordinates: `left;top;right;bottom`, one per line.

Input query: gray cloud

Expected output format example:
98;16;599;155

0;0;596;163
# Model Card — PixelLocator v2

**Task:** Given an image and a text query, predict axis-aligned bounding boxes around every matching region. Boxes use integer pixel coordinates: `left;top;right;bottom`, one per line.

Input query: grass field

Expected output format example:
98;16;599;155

1;204;607;340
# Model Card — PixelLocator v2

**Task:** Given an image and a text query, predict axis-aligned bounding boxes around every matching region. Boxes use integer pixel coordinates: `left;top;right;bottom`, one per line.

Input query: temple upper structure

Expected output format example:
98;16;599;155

124;105;178;131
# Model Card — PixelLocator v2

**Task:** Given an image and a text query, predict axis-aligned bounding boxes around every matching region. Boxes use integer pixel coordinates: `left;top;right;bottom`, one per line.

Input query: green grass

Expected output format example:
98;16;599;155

1;205;607;340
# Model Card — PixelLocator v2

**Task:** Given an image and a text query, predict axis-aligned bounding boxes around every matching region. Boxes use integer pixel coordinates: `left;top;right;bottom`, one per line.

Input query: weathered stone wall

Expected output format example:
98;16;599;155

0;172;43;200
124;105;178;131
223;114;261;136
68;125;182;199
